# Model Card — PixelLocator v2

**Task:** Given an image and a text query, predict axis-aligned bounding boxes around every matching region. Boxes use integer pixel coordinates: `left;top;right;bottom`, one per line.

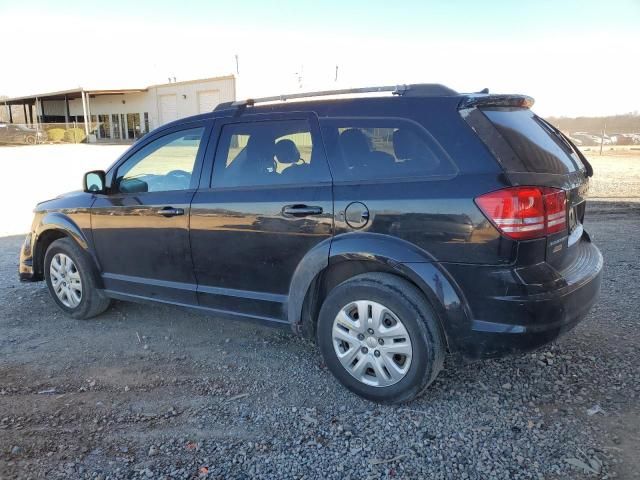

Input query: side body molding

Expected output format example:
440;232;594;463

287;232;472;351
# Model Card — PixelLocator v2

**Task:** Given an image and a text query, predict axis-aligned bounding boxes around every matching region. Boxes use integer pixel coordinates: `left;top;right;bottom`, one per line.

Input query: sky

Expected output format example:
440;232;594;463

1;0;639;117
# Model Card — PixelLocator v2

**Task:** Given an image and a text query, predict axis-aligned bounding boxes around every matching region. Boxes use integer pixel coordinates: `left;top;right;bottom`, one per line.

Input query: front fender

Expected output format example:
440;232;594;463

36;212;90;250
30;210;101;283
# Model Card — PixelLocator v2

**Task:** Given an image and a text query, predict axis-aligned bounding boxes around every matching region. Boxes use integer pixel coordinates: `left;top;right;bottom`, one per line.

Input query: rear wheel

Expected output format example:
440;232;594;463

317;272;444;403
44;238;111;319
24;135;36;145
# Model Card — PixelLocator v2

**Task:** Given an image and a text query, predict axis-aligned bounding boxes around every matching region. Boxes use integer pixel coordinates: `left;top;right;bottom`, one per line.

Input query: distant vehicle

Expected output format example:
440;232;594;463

609;133;638;145
570;133;598;146
19;84;602;403
571;133;613;146
0;122;46;145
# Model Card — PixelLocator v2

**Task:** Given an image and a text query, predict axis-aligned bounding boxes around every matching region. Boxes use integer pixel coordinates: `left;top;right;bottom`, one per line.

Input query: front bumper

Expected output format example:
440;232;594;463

442;239;603;360
19;233;37;281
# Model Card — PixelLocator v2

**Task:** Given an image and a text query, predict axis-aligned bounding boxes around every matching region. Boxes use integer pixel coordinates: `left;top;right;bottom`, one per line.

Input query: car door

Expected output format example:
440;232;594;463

91;120;212;304
190;113;333;322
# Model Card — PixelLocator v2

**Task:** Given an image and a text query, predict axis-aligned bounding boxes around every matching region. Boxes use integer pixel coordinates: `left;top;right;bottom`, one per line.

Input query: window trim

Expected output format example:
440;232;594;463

204;112;332;190
318;116;458;183
105;119;212;194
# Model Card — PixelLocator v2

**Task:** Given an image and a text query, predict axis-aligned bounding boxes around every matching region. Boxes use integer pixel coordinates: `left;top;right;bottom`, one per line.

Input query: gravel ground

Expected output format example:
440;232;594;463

0;203;638;480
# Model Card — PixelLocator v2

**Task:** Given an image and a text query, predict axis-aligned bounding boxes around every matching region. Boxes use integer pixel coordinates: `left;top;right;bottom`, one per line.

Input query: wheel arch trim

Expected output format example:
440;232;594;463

32;212;102;285
287;232;472;350
36;212;89;249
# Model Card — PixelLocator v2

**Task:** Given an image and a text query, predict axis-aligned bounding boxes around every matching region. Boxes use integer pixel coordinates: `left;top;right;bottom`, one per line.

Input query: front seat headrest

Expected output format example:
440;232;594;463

274;139;301;164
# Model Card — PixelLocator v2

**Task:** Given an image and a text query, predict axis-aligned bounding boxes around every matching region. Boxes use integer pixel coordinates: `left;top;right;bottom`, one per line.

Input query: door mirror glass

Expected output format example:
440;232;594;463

83;170;106;193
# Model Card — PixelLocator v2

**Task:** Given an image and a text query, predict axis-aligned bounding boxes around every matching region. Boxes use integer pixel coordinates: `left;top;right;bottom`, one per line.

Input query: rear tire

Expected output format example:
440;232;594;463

44;238;111;319
317;272;445;404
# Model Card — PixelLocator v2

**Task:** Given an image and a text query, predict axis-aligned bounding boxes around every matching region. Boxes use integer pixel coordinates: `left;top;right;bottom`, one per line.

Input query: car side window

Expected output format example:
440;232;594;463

320;118;456;181
115;127;204;193
212;119;330;188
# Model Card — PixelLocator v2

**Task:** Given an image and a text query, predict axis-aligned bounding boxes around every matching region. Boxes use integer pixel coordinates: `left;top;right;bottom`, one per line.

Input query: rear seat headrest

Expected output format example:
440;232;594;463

274;139;301;164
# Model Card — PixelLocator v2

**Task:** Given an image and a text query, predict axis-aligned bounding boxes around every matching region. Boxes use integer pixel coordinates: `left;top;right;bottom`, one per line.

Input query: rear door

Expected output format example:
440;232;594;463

189;112;333;322
470;106;590;269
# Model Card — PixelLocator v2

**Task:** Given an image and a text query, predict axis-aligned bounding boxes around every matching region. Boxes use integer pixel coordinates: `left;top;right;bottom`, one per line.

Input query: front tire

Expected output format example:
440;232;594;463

317;272;445;404
44;238;111;319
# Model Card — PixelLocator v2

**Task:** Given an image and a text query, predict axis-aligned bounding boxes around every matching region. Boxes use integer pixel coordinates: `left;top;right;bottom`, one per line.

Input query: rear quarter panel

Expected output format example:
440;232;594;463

318;97;514;265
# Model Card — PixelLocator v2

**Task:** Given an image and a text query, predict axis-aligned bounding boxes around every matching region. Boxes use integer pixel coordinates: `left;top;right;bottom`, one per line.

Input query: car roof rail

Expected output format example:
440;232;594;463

213;83;459;111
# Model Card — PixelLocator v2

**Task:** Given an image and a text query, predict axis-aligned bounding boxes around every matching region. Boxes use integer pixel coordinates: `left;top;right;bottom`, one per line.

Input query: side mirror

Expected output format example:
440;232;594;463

83;170;106;193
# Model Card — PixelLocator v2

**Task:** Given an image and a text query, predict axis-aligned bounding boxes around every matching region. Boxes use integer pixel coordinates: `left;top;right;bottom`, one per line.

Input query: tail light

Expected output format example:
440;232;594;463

475;186;567;240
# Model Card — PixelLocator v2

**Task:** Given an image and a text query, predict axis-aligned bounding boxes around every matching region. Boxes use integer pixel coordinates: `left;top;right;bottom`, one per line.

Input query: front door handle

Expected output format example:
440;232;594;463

158;206;184;217
282;204;323;217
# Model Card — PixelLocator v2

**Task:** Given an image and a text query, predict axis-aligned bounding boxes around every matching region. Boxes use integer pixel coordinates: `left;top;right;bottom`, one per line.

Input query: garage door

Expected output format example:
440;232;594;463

198;90;221;113
159;94;177;125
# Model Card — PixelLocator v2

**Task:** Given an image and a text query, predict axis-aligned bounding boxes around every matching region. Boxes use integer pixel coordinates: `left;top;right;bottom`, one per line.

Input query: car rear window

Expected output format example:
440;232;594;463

482;109;582;174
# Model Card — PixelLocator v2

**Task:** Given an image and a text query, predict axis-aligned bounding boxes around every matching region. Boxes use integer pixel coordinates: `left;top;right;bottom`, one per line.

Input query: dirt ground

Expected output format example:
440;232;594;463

583;149;640;200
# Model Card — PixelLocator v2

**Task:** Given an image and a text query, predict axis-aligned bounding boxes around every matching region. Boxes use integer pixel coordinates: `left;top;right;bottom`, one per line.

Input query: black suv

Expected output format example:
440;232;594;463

19;85;602;403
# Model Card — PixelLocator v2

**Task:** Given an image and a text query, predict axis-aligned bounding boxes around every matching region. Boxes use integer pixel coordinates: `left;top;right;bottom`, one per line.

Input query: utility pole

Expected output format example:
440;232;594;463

335;65;339;82
235;54;239;75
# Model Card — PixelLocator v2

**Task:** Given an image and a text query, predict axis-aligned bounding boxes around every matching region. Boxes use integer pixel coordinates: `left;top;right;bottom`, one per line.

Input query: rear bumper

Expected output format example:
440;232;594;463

441;239;603;360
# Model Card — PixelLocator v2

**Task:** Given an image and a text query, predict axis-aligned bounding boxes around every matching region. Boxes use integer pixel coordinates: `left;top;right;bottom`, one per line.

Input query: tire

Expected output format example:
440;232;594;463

44;237;111;319
317;272;445;404
25;135;36;145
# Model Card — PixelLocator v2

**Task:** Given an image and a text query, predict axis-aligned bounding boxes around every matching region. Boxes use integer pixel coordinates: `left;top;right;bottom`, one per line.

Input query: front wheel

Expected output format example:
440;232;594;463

317;272;445;404
44;238;111;319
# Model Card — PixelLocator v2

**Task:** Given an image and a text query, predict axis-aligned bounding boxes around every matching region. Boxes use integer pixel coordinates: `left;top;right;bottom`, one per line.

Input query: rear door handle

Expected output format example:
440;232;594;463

282;204;323;217
157;206;184;217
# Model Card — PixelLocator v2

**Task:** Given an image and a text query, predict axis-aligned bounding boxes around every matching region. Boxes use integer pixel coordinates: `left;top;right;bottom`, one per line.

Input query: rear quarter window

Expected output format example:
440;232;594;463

482;109;581;174
320;118;457;181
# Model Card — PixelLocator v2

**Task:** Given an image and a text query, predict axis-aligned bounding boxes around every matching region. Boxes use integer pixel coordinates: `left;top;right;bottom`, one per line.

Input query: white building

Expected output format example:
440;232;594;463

2;75;235;142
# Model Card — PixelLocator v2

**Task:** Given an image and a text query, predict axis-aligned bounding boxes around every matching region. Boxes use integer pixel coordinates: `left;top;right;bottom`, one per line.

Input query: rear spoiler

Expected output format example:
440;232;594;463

458;94;534;110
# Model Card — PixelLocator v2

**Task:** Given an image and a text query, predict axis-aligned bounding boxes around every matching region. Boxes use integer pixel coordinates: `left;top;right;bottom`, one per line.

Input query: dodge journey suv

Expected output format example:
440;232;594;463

19;84;602;403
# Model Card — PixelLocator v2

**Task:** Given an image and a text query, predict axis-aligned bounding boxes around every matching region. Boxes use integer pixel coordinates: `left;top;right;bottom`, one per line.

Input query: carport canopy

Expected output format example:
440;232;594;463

3;87;146;137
